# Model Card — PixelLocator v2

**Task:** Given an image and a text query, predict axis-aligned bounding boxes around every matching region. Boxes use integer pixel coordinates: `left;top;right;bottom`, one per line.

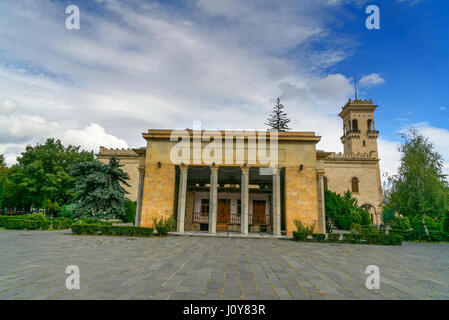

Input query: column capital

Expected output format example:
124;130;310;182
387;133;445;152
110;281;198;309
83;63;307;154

210;166;219;174
240;166;250;174
272;167;281;176
179;164;189;173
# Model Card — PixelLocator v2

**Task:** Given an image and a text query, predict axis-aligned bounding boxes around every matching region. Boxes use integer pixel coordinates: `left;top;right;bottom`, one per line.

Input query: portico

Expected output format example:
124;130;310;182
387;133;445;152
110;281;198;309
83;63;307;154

175;165;282;236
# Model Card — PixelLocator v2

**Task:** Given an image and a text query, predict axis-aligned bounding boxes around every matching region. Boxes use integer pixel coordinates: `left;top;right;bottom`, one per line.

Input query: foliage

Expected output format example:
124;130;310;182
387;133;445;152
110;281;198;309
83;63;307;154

292;231;308;241
70;157;130;220
293;219;315;235
123;200;137;223
326;233;341;242
390;216;411;230
2;139;94;215
381;208;395;226
312;233;326;242
443;213;449;233
0;155;7;210
0;214;72;230
152;215;177;235
324;190;371;230
265;98;291;132
71;224;153;237
343;233;363;244
384;128;448;221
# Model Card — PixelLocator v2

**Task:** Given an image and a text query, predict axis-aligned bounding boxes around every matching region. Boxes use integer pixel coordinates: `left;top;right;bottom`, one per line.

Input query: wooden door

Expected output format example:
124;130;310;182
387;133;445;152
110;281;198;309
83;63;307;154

252;200;266;225
217;199;230;224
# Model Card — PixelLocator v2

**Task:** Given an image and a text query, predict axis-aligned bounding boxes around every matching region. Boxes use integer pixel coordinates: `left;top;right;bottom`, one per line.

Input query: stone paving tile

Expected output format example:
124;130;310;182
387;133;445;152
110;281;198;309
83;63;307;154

0;229;448;300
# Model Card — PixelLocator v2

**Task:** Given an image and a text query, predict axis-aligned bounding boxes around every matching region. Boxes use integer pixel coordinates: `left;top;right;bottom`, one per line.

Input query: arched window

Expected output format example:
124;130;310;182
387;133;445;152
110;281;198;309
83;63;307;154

323;176;328;190
351;177;359;193
352;119;358;131
367;119;373;131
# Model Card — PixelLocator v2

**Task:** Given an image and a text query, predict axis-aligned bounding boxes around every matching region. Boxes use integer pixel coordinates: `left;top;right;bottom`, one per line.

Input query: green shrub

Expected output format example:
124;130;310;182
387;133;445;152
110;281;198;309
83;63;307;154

312;233;325;242
292;231;308;241
293;219;315;235
71;224;153;237
442;214;449;233
390;217;411;230
152;216;176;235
4;219;51;230
326;233;341;242
123;200;136;223
342;233;363;244
363;234;403;246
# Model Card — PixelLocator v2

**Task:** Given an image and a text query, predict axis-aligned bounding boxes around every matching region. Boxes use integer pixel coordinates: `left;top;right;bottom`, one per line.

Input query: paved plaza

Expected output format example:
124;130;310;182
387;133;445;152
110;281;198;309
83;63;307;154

0;229;448;300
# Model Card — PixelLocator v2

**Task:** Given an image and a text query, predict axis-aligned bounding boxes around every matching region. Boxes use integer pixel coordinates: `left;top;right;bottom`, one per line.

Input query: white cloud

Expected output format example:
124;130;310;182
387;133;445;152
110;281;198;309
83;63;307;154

61;124;128;153
413;123;449;175
359;73;385;88
0;0;394;171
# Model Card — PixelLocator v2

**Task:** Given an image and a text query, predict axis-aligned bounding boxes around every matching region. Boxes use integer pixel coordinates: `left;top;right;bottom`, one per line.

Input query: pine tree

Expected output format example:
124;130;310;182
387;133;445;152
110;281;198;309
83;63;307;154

265;98;291;132
70;157;130;219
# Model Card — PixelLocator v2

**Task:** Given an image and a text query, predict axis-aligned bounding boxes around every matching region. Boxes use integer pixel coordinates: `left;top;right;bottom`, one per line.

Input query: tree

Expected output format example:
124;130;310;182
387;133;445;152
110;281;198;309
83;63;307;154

6;139;94;214
384;128;448;228
324;190;371;231
70;157;130;219
265;98;291;132
0;155;7;210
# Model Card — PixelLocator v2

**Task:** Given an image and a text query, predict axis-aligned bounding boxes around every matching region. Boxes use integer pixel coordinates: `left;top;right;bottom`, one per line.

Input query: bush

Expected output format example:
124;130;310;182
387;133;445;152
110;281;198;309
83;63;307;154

293;220;315;235
326;233;341;242
292;231;308;241
4;219;51;230
71;224;153;237
153;216;176;236
343;233;363;244
123;200;136;223
364;234;403;246
312;233;325;242
75;218;113;226
390;217;411;230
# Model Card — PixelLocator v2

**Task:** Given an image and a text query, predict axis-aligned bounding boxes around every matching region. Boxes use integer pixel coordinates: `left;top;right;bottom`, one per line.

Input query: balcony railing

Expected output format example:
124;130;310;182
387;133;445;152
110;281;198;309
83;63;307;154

193;212;209;223
194;212;266;225
367;130;379;134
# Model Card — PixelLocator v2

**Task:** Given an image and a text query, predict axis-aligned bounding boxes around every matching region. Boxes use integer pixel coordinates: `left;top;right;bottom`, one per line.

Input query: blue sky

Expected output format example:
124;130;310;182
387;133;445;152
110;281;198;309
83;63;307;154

0;0;448;177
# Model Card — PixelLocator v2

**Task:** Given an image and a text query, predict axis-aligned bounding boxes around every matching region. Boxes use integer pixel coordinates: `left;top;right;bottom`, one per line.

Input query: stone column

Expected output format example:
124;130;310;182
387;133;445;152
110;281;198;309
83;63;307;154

272;168;281;236
135;167;145;227
208;166;218;234
176;165;188;233
318;174;327;234
240;167;250;235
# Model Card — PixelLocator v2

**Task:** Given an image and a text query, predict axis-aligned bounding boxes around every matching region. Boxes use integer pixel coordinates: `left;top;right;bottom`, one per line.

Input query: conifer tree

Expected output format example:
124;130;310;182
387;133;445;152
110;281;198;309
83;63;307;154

265;98;291;132
70;157;130;219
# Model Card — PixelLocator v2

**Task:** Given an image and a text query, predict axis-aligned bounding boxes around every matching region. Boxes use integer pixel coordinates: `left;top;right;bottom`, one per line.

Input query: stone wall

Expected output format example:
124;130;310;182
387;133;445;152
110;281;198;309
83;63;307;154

319;159;382;224
284;167;320;236
140;164;176;228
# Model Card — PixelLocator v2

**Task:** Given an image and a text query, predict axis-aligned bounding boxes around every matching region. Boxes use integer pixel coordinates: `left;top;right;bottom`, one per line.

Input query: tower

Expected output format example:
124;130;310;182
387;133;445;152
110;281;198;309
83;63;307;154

339;98;379;158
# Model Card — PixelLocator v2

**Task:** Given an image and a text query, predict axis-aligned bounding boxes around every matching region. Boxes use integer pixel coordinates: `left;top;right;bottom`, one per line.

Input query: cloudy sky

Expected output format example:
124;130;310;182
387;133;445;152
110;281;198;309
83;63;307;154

0;0;448;178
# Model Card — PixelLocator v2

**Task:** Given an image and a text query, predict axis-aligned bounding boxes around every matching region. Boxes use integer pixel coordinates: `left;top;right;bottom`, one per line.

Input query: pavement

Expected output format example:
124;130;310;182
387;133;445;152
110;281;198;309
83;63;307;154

0;229;448;300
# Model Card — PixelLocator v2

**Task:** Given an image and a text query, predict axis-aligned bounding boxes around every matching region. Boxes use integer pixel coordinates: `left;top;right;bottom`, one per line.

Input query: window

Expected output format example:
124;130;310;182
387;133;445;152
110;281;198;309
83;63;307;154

323;176;328;190
363;140;366;146
352;119;358;131
200;199;209;216
351;177;359;193
367;119;373;131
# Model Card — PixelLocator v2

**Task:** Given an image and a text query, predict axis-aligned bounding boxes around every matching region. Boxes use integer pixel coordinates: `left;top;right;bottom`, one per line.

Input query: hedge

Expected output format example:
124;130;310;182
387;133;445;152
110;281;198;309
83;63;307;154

3;219;51;230
312;233;326;242
293;232;403;246
292;231;308;241
71;224;153;237
326;233;341;242
0;215;73;230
